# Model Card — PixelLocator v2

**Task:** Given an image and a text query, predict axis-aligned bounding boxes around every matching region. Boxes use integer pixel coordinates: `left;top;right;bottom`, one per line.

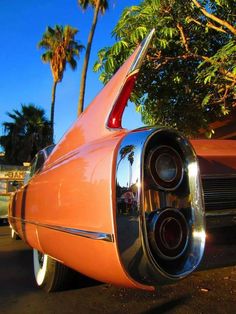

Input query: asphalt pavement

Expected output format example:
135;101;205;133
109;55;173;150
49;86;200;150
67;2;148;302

0;223;236;314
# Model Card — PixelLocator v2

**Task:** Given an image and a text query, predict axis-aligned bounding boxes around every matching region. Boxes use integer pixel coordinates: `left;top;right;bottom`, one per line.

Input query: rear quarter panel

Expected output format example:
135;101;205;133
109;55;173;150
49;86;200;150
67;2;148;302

11;132;150;289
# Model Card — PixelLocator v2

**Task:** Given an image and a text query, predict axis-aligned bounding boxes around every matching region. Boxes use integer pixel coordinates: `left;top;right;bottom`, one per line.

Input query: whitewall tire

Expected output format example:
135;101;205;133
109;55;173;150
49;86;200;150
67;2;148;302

33;249;71;292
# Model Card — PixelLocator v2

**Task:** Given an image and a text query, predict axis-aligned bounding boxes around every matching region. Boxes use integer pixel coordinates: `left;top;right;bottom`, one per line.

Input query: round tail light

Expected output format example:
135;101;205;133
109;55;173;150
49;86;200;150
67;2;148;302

147;145;183;190
148;209;189;260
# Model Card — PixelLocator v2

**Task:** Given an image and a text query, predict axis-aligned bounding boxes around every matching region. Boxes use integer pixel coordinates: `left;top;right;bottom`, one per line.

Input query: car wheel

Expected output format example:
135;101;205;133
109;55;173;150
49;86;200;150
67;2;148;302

11;228;20;240
33;249;71;292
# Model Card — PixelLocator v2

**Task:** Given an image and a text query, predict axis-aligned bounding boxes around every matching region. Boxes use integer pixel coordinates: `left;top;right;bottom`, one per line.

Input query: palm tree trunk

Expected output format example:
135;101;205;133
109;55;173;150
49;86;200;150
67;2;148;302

77;0;101;116
50;80;57;143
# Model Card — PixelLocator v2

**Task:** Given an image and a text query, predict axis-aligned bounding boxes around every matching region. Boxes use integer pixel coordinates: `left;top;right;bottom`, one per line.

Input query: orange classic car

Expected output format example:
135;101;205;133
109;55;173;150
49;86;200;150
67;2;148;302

8;29;236;292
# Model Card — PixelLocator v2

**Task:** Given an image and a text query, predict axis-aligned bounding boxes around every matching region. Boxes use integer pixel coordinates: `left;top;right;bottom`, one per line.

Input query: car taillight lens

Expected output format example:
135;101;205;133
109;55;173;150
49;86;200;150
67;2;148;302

148;209;189;260
147;145;183;190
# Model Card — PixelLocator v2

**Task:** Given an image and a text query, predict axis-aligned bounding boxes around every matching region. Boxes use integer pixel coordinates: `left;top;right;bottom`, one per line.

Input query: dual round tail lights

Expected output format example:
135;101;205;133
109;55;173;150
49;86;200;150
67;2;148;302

146;145;183;190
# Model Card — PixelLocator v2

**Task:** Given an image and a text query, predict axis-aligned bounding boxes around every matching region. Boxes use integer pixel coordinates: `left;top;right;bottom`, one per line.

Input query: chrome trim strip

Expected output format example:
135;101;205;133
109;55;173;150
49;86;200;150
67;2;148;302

206;215;236;228
129;28;155;75
9;216;114;242
202;174;236;179
206;209;236;217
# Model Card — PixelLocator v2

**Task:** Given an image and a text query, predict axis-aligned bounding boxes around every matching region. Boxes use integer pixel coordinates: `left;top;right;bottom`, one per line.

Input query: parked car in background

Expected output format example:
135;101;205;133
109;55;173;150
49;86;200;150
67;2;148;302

8;30;236;292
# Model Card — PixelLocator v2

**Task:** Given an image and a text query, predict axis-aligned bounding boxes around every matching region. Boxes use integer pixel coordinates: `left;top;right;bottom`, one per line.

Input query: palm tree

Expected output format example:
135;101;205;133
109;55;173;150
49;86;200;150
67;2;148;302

77;0;109;116
38;25;84;142
0;104;51;165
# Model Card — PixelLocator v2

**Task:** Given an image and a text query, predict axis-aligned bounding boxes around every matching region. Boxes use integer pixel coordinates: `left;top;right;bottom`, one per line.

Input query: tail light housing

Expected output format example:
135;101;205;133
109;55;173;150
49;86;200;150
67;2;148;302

116;128;205;286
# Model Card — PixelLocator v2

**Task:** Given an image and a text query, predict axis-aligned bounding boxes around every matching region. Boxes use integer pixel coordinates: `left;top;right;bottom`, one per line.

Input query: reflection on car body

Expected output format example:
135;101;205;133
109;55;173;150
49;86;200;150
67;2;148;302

8;29;236;292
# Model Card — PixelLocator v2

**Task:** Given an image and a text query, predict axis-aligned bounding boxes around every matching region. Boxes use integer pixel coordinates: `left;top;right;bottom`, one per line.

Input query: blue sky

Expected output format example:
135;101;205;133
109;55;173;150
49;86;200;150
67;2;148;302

0;0;144;145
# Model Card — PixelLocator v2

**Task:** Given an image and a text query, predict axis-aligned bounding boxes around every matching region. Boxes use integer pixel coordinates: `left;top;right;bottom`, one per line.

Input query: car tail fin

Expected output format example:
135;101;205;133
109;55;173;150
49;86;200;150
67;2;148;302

106;29;155;129
81;29;155;135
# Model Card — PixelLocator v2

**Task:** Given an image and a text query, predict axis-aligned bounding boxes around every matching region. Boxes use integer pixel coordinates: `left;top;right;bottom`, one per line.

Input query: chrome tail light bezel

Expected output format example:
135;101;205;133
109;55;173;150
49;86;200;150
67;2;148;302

115;127;206;286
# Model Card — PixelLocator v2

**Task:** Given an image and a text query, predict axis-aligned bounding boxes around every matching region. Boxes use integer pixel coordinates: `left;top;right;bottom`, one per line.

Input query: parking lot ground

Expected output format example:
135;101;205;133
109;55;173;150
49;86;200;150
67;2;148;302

1;223;236;314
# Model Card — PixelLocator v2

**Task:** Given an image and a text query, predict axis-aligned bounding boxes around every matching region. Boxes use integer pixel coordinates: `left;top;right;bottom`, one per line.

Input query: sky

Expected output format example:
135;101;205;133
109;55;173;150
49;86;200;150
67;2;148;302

0;0;143;146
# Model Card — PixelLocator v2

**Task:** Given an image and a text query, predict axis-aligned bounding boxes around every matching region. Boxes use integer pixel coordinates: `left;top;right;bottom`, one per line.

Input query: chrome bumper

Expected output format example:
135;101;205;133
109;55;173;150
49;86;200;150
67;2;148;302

206;210;236;229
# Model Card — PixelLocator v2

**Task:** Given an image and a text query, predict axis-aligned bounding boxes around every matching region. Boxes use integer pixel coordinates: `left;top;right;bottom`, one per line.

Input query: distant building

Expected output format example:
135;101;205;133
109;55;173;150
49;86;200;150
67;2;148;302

0;164;29;222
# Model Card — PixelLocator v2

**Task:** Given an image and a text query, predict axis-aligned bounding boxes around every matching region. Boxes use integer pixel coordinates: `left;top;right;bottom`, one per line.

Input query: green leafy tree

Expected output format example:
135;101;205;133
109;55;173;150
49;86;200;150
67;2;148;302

39;25;84;142
0;104;51;165
77;0;109;115
94;0;236;137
